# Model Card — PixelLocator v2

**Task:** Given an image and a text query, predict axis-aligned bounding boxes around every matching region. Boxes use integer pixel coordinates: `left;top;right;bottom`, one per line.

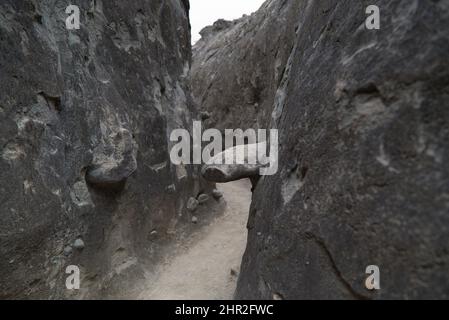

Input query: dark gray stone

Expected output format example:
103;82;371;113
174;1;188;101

166;184;176;194
187;197;199;212
200;111;211;120
234;0;449;300
197;193;209;204
0;0;212;299
192;0;449;300
211;189;223;200
73;239;85;250
191;0;301;134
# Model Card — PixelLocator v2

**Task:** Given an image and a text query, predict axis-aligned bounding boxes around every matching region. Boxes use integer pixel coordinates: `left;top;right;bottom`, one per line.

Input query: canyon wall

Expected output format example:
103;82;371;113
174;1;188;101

0;0;211;299
193;0;449;299
191;0;301;132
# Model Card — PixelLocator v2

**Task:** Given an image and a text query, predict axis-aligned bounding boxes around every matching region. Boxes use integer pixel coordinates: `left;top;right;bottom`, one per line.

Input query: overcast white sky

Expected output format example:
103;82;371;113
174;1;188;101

190;0;266;44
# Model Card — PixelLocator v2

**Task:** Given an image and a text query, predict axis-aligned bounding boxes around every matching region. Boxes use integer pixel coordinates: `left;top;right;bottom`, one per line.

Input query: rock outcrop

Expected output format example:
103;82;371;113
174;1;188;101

193;0;449;299
191;0;301;133
0;0;212;299
202;143;263;182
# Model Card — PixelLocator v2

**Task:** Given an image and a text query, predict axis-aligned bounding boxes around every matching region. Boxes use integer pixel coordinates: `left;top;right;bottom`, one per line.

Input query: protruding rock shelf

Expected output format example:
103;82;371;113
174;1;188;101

0;0;213;299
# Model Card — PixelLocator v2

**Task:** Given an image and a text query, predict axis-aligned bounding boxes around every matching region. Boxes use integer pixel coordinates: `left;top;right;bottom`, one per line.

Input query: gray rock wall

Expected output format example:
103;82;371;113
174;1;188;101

235;0;449;299
0;0;210;299
190;0;449;299
191;0;301;133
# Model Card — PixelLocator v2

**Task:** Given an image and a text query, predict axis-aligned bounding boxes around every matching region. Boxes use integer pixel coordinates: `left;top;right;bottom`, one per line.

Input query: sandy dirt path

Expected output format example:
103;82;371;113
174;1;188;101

141;179;252;300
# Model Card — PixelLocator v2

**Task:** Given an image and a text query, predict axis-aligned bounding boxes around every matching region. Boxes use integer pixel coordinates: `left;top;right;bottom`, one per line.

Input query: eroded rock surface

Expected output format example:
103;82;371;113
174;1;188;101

234;0;449;300
192;0;449;299
191;0;301;133
0;0;212;299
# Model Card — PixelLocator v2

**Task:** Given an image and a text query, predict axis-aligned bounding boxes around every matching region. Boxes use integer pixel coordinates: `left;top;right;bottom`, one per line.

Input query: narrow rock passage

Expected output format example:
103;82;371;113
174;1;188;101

141;179;252;300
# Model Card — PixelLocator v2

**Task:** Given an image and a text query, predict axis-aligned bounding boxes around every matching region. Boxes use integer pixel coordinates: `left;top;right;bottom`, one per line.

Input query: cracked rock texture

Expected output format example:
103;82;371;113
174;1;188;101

191;0;301;133
235;0;449;300
193;0;449;299
0;0;212;299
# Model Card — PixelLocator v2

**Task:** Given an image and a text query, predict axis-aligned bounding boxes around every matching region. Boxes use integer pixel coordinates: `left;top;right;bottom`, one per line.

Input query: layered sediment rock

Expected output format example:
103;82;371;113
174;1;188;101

0;0;211;299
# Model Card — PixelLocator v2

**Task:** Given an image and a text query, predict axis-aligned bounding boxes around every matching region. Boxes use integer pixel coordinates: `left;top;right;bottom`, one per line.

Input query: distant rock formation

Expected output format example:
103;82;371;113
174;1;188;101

192;0;449;299
191;0;301;133
0;0;212;299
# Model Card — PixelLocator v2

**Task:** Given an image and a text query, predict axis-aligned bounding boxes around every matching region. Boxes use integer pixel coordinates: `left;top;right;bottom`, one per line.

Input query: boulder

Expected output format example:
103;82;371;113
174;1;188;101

187;197;199;212
197;194;210;204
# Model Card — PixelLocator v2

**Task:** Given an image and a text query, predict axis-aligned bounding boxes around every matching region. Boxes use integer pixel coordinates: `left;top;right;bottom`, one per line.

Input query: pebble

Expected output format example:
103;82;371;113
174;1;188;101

73;238;85;250
187;197;199;212
273;293;284;300
63;246;73;256
197;193;209;204
200;111;211;120
212;189;223;199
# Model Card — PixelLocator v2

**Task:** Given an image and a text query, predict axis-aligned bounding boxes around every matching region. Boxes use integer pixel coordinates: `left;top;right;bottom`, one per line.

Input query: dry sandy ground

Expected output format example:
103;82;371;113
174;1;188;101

140;179;252;300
